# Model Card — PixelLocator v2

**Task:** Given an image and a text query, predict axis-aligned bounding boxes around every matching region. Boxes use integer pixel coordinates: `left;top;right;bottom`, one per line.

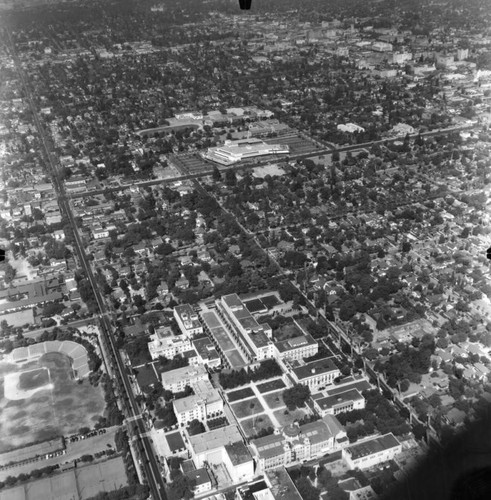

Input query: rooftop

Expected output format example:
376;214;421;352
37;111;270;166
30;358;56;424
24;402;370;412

189;425;243;455
315;389;364;411
291;357;339;381
266;467;302;500
225;441;253;466
345;433;401;461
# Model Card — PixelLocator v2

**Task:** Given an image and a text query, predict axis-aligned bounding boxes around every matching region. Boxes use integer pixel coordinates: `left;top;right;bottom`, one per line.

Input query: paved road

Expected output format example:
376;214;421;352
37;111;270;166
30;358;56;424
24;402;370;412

66;124;479;200
7;32;166;500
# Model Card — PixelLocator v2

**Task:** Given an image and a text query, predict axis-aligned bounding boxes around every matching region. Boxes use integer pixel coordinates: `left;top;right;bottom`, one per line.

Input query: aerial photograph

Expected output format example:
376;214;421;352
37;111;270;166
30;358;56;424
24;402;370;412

0;0;491;498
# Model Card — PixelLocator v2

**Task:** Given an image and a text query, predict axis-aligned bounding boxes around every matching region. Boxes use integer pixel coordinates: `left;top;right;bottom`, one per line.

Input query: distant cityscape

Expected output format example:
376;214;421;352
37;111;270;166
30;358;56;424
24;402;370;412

1;0;491;499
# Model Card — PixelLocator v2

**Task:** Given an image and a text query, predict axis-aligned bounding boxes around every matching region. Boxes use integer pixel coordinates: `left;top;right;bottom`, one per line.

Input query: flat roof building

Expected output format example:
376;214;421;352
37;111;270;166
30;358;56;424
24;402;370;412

161;364;208;393
274;331;318;362
289;357;340;391
313;388;365;416
174;304;203;337
202;138;289;166
342;433;402;470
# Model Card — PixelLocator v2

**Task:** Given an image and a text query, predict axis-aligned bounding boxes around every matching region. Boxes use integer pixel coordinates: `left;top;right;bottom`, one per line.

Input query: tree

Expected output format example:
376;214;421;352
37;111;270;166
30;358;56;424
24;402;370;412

4;263;16;284
295;477;321;500
187;419;205;436
212;166;221;182
283;384;311;410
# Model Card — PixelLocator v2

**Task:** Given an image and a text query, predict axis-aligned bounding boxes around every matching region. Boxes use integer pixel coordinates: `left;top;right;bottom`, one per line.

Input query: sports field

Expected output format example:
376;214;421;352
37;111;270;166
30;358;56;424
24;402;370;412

0;352;104;453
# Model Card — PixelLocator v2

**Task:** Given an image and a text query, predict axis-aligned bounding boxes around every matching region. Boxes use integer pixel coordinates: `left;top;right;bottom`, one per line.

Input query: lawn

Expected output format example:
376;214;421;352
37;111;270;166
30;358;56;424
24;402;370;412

262;390;285;410
18;368;50;391
275;322;303;341
135;364;159;390
227;387;255;402
256;378;286;394
231;397;265;419
273;407;309;427
0;352;105;453
240;414;274;438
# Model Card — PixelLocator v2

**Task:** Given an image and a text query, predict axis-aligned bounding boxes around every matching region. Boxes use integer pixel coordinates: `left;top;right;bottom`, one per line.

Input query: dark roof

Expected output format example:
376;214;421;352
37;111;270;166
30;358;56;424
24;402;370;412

225;441;253;466
165;432;185;452
292;357;339;380
345;433;401;460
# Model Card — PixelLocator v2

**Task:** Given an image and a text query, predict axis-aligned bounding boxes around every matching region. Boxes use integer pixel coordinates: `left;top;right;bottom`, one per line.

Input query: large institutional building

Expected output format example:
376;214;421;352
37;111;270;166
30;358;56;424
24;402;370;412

161;364;208;393
289;357;341;392
250;415;348;473
173;379;224;426
216;294;275;362
342;433;402;470
202;138;289;165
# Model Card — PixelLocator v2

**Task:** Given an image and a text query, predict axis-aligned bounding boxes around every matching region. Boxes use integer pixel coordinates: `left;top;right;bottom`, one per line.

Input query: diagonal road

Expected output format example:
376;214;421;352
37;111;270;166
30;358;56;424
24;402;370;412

6;32;166;500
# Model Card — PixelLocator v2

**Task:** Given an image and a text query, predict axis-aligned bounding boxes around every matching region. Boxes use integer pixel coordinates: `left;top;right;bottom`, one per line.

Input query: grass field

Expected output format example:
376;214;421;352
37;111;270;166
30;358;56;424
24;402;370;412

240;414;274;438
0;352;104;453
231;397;265;420
256;379;286;394
18;368;50;391
262;390;285;410
273;407;309;427
227;387;255;402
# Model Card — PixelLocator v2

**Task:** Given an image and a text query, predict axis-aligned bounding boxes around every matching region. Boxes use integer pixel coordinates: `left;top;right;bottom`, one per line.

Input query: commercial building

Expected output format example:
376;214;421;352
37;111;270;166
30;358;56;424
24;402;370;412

223;442;255;484
173;379;224;426
342;433;402;470
202;138;289;166
161;364;208;393
174;304;203;337
216;294;274;362
313;388;365;416
289;357;340;392
250;415;348;473
147;328;192;360
273;332;318;362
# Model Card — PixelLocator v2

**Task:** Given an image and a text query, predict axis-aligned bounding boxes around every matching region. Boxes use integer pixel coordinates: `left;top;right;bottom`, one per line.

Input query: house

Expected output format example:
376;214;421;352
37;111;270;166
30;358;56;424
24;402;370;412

175;275;190;290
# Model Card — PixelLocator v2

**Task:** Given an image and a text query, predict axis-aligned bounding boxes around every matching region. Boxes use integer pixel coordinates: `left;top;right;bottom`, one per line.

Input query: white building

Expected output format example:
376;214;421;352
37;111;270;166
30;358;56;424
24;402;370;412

174;304;203;337
161;364;208;393
202;138;289;166
148;328;192;360
250;415;348;474
342;433;402;470
273;332;318;362
289;357;340;392
313;388;365;416
173;379;223;426
186;468;212;495
217;294;274;362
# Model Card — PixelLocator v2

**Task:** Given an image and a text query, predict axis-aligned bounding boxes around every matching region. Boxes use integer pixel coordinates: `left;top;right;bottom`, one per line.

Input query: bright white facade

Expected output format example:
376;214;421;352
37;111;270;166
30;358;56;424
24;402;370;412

173;379;224;426
342;433;402;470
174;304;203;337
274;331;318;362
289;357;340;392
148;329;192;360
161;364;208;393
216;294;274;362
202;138;289;166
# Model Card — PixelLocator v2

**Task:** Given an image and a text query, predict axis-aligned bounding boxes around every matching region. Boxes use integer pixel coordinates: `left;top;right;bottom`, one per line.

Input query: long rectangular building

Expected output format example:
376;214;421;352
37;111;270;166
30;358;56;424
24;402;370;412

216;294;274;362
289;357;340;391
342;433;402;470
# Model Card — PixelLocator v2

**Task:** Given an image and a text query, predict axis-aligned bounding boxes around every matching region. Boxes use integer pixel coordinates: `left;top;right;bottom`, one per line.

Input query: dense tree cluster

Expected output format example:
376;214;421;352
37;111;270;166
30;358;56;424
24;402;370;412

219;359;283;390
283;384;311;410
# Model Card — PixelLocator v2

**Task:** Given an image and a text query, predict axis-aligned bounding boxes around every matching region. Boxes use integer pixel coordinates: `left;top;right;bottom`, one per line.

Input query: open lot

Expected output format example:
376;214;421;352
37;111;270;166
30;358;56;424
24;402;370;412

273;407;309;427
256;379;286;394
212;327;236;352
263;133;321;156
262;390;285;410
170;152;213;176
224;349;247;369
230;397;265;420
240;414;274;438
0;353;104;453
135;363;159;389
0;456;127;500
226;387;255;403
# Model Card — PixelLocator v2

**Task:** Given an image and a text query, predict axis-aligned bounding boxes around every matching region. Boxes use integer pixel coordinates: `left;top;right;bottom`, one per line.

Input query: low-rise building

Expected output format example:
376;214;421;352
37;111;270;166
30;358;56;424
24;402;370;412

342;433;402;470
192;337;221;369
174;304;203;337
186;468;212;495
148;328;192;360
161;364;208;393
313;388;365;416
274;332;318;362
289;357;340;392
173;379;223;426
